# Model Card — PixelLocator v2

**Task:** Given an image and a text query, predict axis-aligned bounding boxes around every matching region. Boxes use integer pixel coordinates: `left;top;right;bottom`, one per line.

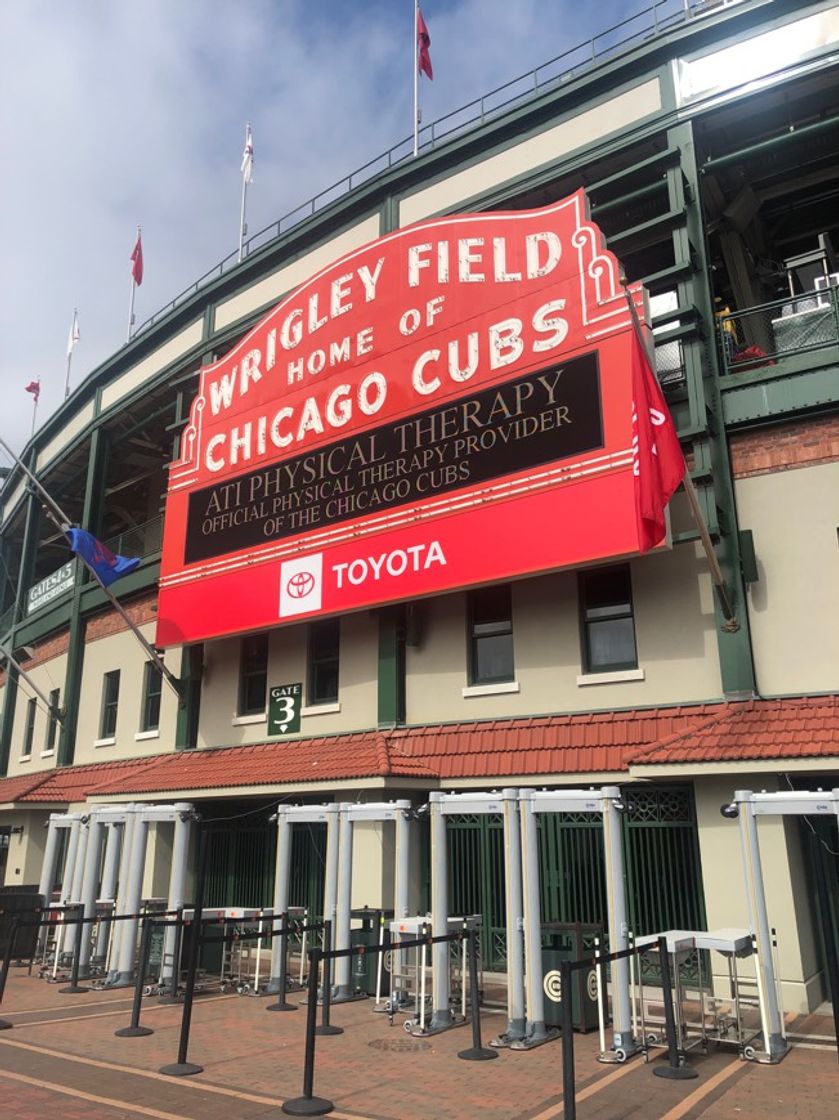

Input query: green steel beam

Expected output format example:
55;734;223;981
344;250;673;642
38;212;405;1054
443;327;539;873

175;643;203;751
377;606;405;729
58;426;109;767
670;121;756;697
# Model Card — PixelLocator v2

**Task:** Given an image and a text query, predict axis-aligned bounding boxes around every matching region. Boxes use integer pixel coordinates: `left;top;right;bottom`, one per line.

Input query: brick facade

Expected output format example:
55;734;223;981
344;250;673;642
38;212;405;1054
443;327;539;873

729;414;839;478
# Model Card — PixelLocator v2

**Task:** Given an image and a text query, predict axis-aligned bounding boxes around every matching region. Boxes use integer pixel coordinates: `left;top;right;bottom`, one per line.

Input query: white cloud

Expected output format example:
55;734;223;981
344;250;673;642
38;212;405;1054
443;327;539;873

0;0;622;453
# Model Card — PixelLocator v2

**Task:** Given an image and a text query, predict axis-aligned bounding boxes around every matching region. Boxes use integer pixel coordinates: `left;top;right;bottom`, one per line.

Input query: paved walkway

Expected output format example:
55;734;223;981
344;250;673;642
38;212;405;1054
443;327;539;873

0;971;836;1119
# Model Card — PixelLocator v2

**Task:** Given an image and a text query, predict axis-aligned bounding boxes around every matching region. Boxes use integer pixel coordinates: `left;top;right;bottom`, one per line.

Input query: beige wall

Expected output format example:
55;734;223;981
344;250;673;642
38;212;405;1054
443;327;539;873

736;462;839;695
1;808;50;887
214;216;381;331
73;624;180;765
694;775;823;1013
5;653;68;776
100;321;204;412
405;543;721;724
199;611;379;747
400;77;661;224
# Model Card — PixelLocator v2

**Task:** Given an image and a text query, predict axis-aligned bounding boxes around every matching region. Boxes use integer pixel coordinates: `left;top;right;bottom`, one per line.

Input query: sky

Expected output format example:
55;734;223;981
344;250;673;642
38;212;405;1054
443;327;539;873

0;0;634;456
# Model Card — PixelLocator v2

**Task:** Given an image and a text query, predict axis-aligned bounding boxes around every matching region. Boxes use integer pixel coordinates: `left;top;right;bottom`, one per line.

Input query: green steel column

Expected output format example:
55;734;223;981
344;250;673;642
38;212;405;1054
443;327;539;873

377;606;405;728
58;426;109;767
0;663;19;776
175;643;203;750
668;121;756;697
1;467;42;774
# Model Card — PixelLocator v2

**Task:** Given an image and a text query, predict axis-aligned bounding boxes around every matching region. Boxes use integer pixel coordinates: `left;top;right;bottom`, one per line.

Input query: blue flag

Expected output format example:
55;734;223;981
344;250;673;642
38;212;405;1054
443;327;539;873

65;528;140;588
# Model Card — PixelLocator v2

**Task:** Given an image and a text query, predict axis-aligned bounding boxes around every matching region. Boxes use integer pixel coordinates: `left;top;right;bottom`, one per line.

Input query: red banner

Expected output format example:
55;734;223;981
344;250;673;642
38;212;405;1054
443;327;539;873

157;191;653;647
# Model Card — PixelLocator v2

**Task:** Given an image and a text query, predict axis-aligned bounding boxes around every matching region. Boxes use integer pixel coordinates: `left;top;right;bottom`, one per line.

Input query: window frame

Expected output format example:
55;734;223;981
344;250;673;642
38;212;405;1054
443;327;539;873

99;669;121;740
578;563;639;674
238;633;268;716
44;688;60;753
468;584;515;686
140;662;162;733
22;696;37;758
307;618;340;706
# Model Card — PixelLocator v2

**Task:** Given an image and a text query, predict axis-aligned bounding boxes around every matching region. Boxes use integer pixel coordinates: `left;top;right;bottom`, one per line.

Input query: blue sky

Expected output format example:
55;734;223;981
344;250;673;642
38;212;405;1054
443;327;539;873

0;0;632;452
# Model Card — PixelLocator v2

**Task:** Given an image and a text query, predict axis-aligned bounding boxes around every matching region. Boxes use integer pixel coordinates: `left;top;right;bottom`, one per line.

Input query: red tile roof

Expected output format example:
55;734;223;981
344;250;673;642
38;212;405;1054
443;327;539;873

630;695;839;766
0;696;835;804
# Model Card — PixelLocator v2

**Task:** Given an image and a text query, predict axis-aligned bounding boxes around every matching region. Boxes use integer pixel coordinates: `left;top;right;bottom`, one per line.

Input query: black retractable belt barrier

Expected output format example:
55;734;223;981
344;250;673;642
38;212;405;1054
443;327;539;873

115;916;155;1038
59;906;90;995
652;935;698;1081
316;920;342;1037
458;928;497;1062
159;905;185;1004
0;918;19;1029
159;826;208;1078
267;911;296;1012
560;959;576;1120
283;946;335;1117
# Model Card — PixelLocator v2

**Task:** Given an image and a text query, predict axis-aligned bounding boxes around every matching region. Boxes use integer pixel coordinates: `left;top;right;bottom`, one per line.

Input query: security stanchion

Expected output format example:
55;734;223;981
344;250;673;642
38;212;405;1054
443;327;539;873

560;960;577;1120
267;912;296;1012
458;929;497;1061
316;921;342;1037
115;916;155;1038
160;826;207;1077
1;918;20;1029
59;906;90;994
282;946;334;1117
159;905;185;1004
653;935;698;1081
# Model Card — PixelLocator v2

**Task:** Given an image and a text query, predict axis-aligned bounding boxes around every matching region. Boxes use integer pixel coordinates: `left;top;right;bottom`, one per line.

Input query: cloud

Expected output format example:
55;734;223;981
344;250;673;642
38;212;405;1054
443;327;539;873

0;0;621;454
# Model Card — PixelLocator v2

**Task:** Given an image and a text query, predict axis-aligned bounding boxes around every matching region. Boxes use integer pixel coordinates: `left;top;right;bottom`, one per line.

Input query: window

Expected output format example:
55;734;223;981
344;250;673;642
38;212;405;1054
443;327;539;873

44;688;60;753
22;697;36;758
238;633;268;715
469;585;514;685
579;564;638;673
308;619;340;705
140;662;162;733
100;670;121;739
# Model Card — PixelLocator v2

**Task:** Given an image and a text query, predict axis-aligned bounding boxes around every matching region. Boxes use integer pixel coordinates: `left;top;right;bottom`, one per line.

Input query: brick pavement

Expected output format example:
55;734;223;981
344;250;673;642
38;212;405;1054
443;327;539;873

0;971;836;1119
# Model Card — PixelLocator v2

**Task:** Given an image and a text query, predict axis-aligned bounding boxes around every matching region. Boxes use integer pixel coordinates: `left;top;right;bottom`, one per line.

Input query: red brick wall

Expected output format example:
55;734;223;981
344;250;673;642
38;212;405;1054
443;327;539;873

730;414;839;478
0;592;159;681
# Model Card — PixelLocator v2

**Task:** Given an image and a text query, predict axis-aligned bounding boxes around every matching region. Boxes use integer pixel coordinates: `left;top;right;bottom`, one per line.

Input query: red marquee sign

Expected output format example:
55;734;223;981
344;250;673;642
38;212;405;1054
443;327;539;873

156;190;653;647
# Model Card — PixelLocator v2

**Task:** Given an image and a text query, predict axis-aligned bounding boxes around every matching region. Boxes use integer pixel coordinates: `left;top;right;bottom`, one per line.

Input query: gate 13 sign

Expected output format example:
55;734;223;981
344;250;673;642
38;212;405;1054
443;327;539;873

157;190;649;646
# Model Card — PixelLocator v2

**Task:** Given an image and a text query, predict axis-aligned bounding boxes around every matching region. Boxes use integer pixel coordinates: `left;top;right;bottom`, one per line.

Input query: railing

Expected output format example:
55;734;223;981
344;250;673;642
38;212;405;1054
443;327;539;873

102;515;163;561
718;286;839;374
133;1;725;338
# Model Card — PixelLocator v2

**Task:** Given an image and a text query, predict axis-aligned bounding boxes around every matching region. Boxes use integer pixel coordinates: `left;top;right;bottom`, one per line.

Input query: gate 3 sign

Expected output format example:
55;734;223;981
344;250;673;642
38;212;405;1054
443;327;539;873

157;190;649;646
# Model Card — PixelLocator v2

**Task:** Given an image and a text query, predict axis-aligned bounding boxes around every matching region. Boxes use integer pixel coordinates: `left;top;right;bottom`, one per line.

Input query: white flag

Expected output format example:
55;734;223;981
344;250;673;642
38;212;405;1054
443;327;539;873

66;310;80;358
241;122;254;184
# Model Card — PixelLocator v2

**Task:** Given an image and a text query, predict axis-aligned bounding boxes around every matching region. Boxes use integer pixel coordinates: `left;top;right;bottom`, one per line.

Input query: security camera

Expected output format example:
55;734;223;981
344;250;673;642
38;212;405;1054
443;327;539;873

720;802;739;819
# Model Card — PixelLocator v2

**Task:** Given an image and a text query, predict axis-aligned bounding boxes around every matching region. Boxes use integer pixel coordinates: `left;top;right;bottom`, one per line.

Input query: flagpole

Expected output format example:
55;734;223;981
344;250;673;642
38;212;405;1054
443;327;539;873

413;0;420;157
238;173;248;263
65;309;77;400
127;225;140;342
0;639;64;723
30;392;38;438
0;436;184;703
620;284;738;630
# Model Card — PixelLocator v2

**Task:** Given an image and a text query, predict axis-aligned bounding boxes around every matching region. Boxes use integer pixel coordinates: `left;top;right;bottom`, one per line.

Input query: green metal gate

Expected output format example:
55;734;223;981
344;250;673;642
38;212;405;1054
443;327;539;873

204;818;326;917
447;785;707;977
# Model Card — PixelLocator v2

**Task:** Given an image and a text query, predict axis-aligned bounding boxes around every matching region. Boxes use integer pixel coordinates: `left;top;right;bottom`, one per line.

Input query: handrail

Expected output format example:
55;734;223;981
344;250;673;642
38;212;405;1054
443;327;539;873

132;1;721;339
718;286;839;373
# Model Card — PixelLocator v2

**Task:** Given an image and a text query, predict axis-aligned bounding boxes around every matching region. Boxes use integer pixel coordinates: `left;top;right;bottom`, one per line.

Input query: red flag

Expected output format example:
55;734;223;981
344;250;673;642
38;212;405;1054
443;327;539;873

25;379;40;403
130;232;144;286
417;7;433;80
631;331;685;552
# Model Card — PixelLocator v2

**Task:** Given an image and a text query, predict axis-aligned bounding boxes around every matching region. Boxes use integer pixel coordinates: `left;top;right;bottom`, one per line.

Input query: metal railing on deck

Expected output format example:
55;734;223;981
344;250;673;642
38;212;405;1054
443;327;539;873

133;1;726;338
102;515;163;562
717;286;839;374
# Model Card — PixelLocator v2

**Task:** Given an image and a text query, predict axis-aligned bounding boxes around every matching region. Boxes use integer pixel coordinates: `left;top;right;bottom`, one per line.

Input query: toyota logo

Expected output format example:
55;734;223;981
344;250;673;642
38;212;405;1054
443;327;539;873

286;571;316;599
